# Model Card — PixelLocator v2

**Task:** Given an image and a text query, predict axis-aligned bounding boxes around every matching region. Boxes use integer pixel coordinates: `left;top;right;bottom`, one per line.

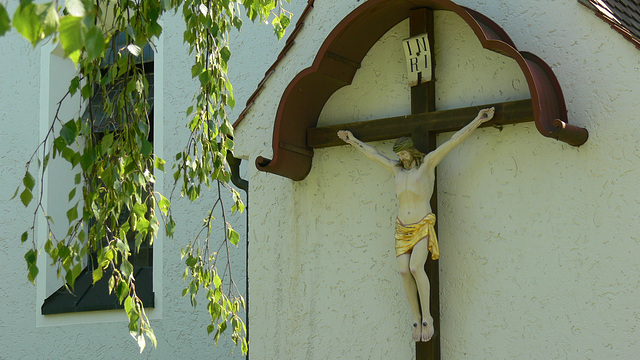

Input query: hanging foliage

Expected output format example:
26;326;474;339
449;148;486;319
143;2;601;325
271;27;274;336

3;0;291;354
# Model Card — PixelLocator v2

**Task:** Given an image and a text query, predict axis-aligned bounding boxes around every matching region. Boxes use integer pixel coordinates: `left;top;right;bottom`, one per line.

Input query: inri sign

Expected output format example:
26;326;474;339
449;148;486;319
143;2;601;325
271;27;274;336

403;33;432;86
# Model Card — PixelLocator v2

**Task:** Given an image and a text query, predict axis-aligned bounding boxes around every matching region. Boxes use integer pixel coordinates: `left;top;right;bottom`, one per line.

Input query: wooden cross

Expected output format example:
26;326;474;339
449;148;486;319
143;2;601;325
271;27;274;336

305;8;537;360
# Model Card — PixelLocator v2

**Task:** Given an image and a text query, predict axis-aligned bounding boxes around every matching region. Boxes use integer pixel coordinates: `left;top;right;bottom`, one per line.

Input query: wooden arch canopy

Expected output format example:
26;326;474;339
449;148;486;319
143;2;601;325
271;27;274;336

255;0;589;181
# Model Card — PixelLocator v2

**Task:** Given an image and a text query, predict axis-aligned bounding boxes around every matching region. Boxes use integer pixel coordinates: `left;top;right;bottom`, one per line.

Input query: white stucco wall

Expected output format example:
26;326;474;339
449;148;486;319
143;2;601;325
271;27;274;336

2;0;639;359
234;0;640;359
0;4;277;359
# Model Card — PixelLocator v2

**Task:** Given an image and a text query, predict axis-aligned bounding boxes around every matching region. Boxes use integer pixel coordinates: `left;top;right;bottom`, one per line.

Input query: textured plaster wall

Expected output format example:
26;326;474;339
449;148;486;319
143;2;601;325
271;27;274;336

235;0;640;359
0;8;257;359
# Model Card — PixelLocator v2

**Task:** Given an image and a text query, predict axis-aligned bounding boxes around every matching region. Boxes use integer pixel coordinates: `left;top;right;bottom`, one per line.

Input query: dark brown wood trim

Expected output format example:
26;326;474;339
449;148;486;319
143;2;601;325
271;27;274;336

279;141;314;157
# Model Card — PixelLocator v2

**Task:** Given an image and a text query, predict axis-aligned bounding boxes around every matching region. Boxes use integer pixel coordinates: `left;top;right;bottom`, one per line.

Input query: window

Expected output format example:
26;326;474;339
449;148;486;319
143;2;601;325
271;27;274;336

41;33;155;315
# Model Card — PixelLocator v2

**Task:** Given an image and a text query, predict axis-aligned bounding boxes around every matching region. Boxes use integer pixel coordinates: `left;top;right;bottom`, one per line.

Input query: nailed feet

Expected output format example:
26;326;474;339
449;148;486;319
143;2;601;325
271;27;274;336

421;317;434;342
412;318;434;342
412;322;421;342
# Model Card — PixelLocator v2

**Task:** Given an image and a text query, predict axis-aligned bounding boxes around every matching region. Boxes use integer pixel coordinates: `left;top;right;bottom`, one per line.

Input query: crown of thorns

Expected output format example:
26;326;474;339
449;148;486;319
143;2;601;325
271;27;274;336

393;137;422;154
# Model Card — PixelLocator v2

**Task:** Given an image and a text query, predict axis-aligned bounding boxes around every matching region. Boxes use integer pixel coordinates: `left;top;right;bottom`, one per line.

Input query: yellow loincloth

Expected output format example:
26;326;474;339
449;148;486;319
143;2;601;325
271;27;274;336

395;213;439;260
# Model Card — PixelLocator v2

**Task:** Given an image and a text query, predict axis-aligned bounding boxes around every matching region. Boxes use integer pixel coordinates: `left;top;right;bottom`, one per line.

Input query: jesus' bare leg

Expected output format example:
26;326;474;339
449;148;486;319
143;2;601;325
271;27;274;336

397;236;434;342
409;237;434;341
397;253;422;341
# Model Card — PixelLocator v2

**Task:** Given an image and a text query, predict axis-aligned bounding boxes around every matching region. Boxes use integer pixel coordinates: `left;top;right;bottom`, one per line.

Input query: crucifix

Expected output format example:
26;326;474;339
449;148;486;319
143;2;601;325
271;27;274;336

244;2;593;359
251;1;588;358
306;8;522;360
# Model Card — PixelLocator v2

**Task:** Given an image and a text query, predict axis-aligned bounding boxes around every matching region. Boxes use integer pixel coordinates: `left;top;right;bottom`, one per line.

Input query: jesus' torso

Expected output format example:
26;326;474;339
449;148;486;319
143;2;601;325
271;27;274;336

394;161;436;225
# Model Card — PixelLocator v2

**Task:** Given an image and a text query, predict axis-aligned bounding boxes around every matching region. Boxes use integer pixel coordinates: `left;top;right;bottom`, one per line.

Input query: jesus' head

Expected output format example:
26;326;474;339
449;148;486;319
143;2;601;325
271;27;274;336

393;137;425;169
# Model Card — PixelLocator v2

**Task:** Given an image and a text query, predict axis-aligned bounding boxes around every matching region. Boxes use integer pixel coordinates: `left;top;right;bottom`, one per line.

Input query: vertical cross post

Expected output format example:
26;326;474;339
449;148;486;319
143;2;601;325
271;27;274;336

410;8;440;360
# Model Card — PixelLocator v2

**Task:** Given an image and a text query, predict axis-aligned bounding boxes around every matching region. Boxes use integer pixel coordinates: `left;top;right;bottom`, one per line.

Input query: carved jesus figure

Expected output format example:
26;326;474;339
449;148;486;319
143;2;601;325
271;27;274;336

337;107;494;342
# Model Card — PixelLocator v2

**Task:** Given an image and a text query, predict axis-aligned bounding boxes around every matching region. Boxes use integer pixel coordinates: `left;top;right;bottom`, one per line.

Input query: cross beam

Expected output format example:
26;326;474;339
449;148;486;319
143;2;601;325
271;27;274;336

307;98;533;149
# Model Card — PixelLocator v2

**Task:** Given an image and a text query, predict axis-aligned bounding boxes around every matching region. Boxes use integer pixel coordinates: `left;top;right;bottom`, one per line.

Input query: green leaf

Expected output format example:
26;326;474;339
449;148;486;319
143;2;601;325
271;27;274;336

280;14;291;29
228;227;239;246
68;76;80;96
116;280;130;303
53;136;67;154
121;258;134;280
0;4;10;36
220;46;231;63
108;275;115;294
21;231;28;243
20;189;33;207
65;262;82;288
135;77;144;95
68;187;76;201
141;139;153;158
60;120;78;145
28;264;39;285
11;185;20;200
133;202;147;217
158;195;170;215
191;63;203;78
59;16;86;60
185;255;197;267
135;217;150;232
100;133;114;155
115;238;130;255
85;26;105;60
92;267;103;283
13;2;40;47
124;295;134;314
154;157;165;172
13;2;59;47
128;313;140;332
80;82;92;99
24;249;37;264
64;0;88;17
224;137;235;151
125;24;136;41
23;171;35;191
58;244;70;260
66;203;78;223
273;14;290;40
80;151;93;171
220;120;233;136
67;49;82;66
166;218;175;237
38;2;58;38
149;21;162;38
228;94;236;109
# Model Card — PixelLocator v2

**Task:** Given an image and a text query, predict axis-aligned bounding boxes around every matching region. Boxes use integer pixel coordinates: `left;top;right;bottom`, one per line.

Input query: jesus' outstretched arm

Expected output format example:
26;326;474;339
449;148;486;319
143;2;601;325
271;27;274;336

337;130;396;173
423;107;495;170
